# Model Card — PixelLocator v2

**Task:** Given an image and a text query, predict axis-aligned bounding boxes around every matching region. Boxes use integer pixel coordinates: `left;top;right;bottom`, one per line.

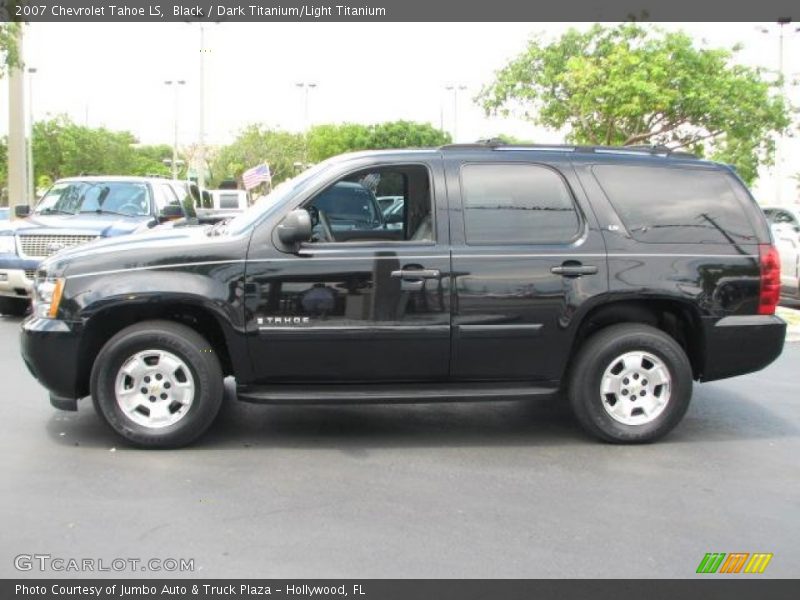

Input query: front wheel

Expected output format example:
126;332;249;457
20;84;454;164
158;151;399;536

90;321;224;448
568;323;693;443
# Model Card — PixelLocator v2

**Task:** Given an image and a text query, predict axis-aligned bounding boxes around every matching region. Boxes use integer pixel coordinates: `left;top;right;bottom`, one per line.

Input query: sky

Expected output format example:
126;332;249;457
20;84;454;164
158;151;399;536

2;21;799;199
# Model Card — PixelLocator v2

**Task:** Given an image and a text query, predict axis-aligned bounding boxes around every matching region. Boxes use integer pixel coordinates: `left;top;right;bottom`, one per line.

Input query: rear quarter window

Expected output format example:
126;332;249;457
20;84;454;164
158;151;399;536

592;165;759;244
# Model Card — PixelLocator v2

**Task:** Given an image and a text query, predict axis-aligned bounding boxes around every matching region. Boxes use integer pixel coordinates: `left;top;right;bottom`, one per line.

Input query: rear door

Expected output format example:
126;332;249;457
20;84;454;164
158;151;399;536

447;155;608;382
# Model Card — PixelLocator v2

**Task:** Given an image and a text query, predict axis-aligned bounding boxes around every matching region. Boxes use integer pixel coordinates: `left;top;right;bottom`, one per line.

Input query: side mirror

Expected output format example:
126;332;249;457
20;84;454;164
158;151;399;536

158;205;184;222
14;205;31;218
277;208;312;248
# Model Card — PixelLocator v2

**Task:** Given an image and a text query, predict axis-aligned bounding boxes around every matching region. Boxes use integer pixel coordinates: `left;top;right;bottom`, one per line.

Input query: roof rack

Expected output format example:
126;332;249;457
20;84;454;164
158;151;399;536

439;139;698;159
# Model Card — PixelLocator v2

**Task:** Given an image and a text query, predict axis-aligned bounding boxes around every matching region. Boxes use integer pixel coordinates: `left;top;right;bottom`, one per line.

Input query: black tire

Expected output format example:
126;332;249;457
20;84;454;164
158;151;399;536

90;320;224;448
0;297;29;317
568;323;693;444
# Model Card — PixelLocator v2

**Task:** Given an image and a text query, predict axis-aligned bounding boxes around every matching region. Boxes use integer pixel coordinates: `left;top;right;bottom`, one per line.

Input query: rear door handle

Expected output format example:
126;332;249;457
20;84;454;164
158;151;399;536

551;264;598;277
390;269;441;279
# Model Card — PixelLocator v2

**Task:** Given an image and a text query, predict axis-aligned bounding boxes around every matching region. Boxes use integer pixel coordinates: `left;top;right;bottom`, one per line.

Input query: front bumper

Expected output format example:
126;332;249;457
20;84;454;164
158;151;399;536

0;267;37;299
20;317;84;400
701;315;787;382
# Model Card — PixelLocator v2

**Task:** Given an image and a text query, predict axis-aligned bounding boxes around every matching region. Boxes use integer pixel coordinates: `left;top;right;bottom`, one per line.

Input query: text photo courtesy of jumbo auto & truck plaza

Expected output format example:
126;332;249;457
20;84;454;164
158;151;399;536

1;0;799;598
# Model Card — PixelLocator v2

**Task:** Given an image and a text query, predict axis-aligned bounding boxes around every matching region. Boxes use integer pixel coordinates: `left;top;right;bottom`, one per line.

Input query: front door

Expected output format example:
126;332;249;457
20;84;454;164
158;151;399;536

245;159;451;383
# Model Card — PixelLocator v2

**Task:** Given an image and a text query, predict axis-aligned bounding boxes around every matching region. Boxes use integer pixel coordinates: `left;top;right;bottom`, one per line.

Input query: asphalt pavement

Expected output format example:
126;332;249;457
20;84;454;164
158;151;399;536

0;314;798;578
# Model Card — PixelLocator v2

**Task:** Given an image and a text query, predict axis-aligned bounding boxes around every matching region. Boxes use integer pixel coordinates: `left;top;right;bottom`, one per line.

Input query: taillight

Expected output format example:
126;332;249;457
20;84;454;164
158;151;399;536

758;243;780;315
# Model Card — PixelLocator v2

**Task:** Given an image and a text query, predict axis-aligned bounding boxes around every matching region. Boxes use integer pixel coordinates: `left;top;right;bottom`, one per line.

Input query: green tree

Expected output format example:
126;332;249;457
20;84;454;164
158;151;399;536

129;144;173;177
0;22;22;78
307;121;450;162
211;124;305;188
213;120;450;189
478;24;790;183
307;123;372;162
368;120;451;150
31;115;172;182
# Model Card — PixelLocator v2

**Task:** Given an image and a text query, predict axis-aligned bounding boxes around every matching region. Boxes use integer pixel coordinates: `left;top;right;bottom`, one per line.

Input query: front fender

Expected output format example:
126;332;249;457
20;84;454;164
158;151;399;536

61;264;250;388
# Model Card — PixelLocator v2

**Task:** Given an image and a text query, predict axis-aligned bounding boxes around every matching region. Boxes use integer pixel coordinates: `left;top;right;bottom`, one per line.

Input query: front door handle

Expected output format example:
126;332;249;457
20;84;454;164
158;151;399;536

551;263;598;277
390;269;441;280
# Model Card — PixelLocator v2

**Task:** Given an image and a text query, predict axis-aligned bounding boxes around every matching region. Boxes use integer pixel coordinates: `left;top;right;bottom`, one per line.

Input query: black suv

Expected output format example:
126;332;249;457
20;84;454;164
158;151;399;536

20;143;786;447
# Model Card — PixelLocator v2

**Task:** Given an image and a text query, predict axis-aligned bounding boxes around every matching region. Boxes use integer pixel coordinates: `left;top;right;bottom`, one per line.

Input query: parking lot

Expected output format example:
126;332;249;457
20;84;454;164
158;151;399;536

1;314;798;578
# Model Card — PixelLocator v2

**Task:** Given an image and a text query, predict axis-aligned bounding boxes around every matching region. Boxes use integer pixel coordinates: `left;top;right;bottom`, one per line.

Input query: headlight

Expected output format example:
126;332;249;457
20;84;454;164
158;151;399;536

32;276;65;319
0;236;16;254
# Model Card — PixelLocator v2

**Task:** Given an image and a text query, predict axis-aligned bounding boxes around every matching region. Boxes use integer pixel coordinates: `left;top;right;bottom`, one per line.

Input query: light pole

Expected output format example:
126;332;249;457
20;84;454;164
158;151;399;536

296;82;317;163
295;82;318;132
445;84;467;142
197;24;207;189
758;19;800;205
26;67;37;203
164;79;186;179
7;26;26;219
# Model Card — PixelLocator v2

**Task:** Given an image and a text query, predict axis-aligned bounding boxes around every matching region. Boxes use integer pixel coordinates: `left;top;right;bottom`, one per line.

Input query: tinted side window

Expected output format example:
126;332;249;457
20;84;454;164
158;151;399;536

461;164;580;245
593;165;758;244
306;165;433;243
218;193;241;209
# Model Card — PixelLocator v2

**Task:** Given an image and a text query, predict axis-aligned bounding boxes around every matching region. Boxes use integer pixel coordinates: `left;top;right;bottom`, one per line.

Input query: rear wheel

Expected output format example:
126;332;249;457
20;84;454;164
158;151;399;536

568;323;693;443
0;297;29;317
90;320;224;448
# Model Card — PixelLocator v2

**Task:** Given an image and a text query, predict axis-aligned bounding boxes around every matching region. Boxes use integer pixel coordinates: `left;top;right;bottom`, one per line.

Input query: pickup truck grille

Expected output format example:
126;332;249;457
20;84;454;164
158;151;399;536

18;234;99;259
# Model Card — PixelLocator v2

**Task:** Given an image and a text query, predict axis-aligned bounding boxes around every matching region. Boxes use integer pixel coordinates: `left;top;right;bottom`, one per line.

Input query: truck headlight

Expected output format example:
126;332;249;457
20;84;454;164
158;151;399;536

32;276;65;319
0;236;16;254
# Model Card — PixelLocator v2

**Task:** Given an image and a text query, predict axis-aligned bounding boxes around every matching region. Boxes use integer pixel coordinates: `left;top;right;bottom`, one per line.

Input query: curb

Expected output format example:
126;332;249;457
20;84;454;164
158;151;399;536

777;306;800;343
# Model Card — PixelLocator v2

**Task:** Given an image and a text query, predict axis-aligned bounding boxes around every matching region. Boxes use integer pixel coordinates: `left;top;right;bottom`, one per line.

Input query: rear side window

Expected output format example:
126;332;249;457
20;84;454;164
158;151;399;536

593;165;758;244
461;164;580;245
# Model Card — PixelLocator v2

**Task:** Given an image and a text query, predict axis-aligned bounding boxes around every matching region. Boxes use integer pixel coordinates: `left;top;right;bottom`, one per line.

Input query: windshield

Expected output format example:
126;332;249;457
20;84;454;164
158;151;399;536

225;161;334;235
35;181;151;217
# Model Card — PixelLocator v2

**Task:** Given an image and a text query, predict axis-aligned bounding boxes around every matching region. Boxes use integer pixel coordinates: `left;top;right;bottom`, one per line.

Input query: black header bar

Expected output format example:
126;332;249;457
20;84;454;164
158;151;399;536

3;579;800;600
0;0;798;22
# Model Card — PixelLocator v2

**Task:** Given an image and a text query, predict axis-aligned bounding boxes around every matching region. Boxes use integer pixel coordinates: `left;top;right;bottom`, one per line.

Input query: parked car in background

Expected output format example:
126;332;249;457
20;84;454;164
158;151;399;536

762;205;800;302
0;207;9;223
21;143;785;448
377;195;404;214
0;176;195;316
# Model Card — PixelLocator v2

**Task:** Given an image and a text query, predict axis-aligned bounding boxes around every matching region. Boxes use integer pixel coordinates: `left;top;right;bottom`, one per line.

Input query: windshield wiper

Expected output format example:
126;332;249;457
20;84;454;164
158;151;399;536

80;209;135;217
37;208;75;215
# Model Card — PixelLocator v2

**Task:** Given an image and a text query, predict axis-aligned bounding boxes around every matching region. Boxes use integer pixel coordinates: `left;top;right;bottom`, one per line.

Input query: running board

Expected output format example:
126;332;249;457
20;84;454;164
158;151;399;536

236;382;559;405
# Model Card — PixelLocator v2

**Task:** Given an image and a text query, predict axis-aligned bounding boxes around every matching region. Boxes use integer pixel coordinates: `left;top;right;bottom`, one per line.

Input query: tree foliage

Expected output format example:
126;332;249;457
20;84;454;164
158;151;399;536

212;121;450;188
308;121;450;162
0;22;22;78
478;23;790;183
211;125;306;188
31;116;172;183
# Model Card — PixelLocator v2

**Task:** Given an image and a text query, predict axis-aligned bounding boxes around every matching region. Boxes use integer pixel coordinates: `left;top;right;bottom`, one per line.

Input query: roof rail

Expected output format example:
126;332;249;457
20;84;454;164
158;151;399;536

439;139;698;159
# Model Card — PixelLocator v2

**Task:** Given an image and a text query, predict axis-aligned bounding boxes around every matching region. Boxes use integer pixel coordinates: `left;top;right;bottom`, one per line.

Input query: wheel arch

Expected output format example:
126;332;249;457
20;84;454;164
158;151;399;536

567;296;705;381
75;297;241;398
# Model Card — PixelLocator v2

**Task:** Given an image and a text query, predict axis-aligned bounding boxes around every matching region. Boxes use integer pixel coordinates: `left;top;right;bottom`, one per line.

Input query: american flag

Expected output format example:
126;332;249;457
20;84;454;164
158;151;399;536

242;163;272;190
